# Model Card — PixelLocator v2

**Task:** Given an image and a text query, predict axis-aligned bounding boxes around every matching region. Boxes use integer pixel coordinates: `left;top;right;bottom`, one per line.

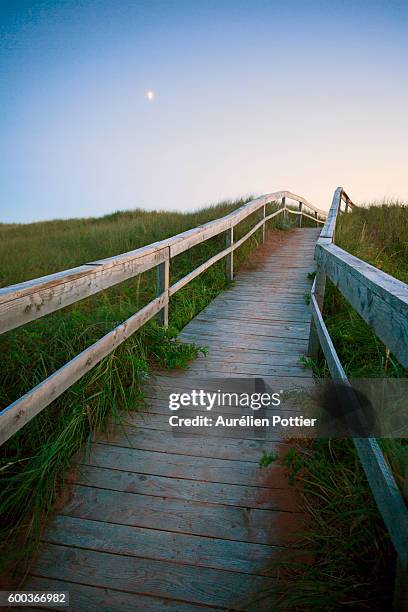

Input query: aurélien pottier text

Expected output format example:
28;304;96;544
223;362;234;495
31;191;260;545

167;390;317;428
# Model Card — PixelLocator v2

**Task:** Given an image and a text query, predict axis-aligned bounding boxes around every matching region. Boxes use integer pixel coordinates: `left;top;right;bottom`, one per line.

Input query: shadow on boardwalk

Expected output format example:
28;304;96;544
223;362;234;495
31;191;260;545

25;228;320;610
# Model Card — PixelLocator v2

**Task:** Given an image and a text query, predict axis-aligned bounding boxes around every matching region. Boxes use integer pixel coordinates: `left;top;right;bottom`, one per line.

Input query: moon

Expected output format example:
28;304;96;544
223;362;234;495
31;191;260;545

146;90;155;102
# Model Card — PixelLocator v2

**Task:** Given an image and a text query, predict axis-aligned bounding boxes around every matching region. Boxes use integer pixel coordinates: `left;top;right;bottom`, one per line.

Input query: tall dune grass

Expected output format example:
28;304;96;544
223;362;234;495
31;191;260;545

271;201;408;610
336;201;408;284
0;197;290;576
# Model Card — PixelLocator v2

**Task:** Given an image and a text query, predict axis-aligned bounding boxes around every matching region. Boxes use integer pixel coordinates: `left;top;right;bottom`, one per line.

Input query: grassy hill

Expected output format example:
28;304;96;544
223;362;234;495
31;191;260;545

1;197;290;573
1;198;407;606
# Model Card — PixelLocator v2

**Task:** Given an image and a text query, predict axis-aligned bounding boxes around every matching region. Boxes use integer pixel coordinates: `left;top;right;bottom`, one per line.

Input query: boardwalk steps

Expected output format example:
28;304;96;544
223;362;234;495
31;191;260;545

2;186;407;608
24;228;319;610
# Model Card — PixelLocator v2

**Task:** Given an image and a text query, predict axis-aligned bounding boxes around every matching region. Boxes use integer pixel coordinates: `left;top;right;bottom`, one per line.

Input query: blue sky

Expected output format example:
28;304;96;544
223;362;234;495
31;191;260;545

1;0;407;222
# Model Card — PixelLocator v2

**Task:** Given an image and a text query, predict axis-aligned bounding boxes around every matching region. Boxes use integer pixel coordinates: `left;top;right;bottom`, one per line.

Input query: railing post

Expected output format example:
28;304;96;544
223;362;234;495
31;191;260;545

298;201;303;227
282;196;287;223
307;266;326;360
314;211;318;227
225;226;234;280
156;253;169;327
260;204;266;243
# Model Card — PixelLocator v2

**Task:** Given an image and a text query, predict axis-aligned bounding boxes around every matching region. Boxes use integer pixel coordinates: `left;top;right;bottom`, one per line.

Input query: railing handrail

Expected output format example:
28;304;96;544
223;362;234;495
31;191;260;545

313;188;408;368
308;187;408;575
0;189;324;444
0;190;324;335
0;191;325;301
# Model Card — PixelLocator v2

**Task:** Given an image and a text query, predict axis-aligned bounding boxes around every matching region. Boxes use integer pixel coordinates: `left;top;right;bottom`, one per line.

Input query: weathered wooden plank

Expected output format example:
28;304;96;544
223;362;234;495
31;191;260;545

180;347;308;365
283;191;327;217
186;360;311;378
237;275;312;284
182;319;310;341
42;515;285;575
233;272;313;281
74;466;300;512
319;186;342;240
207;288;312;301
25;576;213;612
29;543;276;608
64;485;303;540
184;322;310;342
223;290;311;301
260;204;266;242
236;277;313;285
206;293;310;305
316;242;408;368
260;257;316;264
201;300;310;315
309;289;347;380
199;307;311;323
225;226;234;280
238;267;314;275
232;217;266;251
97;426;288;462
310;289;408;566
228;285;311;296
0;247;168;334
81;444;290;488
307;267;326;359
233;280;312;290
186;305;309;320
115;411;306;441
169;245;232;296
187;312;310;327
286;209;325;224
156;255;169;326
149;372;314;390
0;294;167;445
179;330;308;352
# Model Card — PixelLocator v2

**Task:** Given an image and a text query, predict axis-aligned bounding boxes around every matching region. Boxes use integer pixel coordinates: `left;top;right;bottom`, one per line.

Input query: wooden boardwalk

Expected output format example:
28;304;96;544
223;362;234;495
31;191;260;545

25;228;320;611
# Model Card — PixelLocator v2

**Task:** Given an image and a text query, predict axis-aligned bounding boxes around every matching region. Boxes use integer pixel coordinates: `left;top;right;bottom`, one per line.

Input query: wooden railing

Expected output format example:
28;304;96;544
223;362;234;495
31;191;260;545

0;190;325;445
307;187;408;604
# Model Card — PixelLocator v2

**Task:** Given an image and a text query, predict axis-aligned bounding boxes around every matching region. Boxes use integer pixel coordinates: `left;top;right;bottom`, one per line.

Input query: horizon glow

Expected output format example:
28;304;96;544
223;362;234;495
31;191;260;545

1;0;408;223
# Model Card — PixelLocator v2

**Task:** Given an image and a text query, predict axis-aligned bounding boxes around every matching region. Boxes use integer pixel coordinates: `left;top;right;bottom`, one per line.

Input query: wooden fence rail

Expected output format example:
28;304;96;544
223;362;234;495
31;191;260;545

0;190;325;445
307;186;408;605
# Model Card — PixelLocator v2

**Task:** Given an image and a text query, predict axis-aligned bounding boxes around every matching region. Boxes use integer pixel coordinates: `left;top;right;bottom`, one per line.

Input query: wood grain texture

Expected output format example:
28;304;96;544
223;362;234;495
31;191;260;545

96;426;289;461
0;293;168;445
308;192;408;570
74;466;301;512
42;515;289;575
316;241;408;368
24;228;318;609
30;542;279;609
0;246;169;334
25;577;215;612
81;444;291;488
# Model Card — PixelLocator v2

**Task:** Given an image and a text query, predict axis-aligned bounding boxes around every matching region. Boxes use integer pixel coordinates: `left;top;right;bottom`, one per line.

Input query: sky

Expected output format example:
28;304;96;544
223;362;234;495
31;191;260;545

1;0;407;223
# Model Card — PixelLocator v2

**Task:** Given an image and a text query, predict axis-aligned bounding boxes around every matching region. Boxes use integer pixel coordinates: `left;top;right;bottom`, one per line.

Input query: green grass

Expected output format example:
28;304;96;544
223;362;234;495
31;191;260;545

335;200;408;284
268;201;408;611
0;197;288;576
